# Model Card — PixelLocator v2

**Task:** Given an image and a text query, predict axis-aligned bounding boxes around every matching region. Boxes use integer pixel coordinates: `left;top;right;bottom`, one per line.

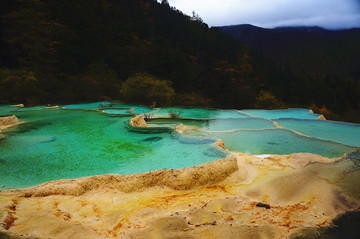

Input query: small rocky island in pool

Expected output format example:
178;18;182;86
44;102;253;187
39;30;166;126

0;102;360;238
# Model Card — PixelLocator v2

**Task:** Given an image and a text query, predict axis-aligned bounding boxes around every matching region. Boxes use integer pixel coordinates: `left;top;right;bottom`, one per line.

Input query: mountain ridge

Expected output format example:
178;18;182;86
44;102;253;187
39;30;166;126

220;24;360;32
219;24;360;74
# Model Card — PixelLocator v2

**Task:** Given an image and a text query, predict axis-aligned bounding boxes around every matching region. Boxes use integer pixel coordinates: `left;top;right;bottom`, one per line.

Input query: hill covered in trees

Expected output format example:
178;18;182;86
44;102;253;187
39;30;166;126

0;0;266;108
1;0;359;122
220;24;360;122
219;24;360;74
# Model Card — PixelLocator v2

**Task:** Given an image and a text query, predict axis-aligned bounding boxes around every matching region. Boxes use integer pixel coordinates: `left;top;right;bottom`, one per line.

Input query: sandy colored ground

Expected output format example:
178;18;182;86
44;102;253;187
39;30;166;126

0;115;19;130
0;115;20;140
1;115;359;238
1;151;359;239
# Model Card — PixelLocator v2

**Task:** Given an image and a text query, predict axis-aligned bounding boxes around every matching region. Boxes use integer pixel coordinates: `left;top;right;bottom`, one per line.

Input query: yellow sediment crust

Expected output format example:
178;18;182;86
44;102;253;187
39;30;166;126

130;114;147;127
213;139;227;151
1;156;239;197
0;116;359;238
0;115;20;134
45;105;59;109
10;104;24;108
0;104;25;132
1;151;359;239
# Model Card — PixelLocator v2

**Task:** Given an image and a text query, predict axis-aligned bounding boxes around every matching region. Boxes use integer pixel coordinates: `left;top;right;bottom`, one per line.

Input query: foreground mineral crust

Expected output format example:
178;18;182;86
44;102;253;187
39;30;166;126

0;115;20;139
0;115;19;129
1;150;359;239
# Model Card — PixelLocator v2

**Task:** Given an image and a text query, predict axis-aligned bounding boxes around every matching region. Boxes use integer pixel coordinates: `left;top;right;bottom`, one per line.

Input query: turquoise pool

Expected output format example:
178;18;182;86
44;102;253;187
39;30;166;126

152;107;249;119
201;129;356;157
150;118;276;131
275;119;360;147
0;103;359;189
240;108;322;119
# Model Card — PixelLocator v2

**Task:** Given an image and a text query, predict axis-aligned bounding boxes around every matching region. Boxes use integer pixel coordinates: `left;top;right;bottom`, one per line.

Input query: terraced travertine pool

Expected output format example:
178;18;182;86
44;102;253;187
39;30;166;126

0;102;359;190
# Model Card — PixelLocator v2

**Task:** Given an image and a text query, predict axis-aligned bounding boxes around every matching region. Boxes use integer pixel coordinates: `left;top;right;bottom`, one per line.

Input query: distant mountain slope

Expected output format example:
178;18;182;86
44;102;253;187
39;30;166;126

219;24;360;74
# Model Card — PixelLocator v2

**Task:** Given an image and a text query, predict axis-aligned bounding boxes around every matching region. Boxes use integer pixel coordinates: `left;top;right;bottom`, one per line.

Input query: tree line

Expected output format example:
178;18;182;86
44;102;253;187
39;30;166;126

0;0;358;122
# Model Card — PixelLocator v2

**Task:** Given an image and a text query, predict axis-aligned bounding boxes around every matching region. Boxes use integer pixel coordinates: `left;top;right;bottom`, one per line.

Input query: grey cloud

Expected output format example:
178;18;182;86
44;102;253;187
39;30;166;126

169;0;360;29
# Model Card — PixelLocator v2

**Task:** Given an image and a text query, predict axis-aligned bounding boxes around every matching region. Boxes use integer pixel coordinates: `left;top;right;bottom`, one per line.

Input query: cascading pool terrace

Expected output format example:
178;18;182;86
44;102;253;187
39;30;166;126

1;102;360;239
0;102;359;190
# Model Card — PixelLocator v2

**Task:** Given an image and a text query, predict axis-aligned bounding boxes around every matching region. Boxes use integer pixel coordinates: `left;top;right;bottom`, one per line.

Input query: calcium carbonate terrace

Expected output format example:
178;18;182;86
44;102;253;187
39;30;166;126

0;102;359;190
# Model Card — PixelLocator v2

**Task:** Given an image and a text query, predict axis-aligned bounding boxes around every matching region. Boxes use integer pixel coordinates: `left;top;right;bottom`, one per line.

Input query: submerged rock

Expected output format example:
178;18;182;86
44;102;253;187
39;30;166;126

203;147;228;158
39;136;57;144
142;136;163;142
178;135;216;145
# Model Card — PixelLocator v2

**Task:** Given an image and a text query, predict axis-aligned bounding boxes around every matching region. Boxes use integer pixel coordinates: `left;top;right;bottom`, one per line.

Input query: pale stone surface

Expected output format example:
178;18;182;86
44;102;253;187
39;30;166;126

0;115;19;127
1;152;359;239
213;139;227;150
1;156;239;197
0;115;20;132
46;105;59;109
130;115;147;127
175;124;199;134
10;104;24;108
174;123;184;131
317;115;326;120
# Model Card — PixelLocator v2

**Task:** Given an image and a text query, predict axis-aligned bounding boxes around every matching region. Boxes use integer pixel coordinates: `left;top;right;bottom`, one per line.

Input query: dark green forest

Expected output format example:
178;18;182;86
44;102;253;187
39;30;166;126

1;0;359;122
220;24;360;122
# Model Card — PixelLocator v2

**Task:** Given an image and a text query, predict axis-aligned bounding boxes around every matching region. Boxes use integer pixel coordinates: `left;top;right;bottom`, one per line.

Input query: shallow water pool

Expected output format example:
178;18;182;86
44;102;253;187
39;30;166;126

0;104;359;189
240;108;322;120
149;118;276;131
152;107;249;119
0;108;226;189
201;128;356;157
275;118;360;147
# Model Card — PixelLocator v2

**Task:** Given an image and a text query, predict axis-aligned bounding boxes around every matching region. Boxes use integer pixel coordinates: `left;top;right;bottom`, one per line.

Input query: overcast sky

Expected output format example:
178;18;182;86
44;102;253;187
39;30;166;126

168;0;360;29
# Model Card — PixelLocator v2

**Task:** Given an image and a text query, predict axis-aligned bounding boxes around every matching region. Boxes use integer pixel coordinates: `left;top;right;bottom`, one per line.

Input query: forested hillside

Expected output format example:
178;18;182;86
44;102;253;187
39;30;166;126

0;0;267;108
1;0;359;122
220;24;360;122
220;24;360;74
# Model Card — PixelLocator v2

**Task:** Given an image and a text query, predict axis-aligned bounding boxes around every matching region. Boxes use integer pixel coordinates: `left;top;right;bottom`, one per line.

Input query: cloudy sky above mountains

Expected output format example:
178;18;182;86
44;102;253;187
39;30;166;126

168;0;360;29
